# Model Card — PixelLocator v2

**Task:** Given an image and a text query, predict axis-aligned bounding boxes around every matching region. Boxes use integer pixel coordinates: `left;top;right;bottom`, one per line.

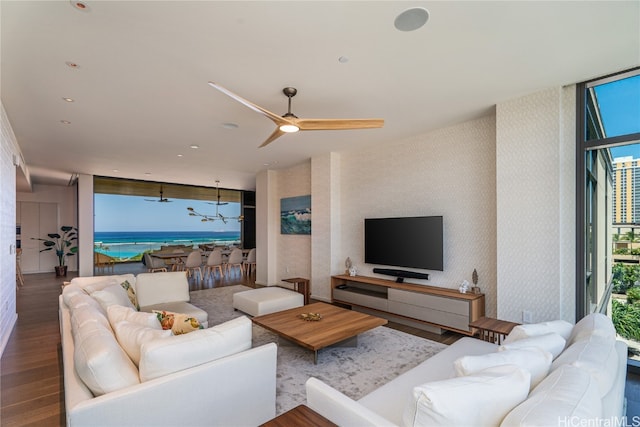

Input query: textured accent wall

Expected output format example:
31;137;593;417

337;115;498;316
276;161;312;285
0;103;19;356
496;87;575;323
311;153;340;302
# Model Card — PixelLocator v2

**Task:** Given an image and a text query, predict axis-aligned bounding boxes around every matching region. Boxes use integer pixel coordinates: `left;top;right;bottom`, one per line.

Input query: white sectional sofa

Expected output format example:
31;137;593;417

306;314;628;426
60;272;277;426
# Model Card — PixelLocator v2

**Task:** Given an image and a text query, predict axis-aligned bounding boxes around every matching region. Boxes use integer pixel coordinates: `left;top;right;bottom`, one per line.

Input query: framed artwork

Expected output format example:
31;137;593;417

281;195;311;235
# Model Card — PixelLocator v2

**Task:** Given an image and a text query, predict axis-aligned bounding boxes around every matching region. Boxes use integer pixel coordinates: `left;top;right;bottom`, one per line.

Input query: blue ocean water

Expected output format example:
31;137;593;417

94;231;241;260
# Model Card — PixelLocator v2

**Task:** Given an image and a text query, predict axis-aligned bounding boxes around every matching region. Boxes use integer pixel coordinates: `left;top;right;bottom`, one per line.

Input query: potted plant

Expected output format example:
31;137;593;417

33;226;78;276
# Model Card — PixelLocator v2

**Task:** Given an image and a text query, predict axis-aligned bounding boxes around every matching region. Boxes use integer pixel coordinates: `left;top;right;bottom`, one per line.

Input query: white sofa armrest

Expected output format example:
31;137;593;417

68;343;278;426
305;378;398;427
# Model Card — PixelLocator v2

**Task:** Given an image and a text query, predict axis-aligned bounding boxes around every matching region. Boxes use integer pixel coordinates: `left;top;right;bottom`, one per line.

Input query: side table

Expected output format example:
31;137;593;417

469;316;520;344
260;404;337;427
282;277;310;304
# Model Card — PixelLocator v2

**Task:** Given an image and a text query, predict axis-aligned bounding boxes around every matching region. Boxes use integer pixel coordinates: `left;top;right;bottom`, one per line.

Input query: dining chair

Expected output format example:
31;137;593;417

204;248;225;280
143;253;168;273
184;249;203;280
226;248;244;276
16;248;25;290
243;248;256;275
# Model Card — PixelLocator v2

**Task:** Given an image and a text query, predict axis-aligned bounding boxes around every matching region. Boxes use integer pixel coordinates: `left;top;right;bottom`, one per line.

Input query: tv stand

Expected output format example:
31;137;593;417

331;275;485;336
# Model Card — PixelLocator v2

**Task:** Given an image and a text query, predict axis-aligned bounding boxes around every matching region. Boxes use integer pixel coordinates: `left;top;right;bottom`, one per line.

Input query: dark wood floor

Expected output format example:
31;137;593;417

2;264;639;425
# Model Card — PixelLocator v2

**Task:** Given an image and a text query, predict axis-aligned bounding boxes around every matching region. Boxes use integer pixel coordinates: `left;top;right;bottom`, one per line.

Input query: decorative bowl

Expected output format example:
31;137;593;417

299;312;322;321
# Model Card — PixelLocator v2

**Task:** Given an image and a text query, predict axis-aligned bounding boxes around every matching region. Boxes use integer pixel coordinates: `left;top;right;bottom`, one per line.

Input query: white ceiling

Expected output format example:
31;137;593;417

2;1;639;192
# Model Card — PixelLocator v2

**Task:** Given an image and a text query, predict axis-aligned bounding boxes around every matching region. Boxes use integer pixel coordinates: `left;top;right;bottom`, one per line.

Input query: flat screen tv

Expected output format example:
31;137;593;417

364;216;443;271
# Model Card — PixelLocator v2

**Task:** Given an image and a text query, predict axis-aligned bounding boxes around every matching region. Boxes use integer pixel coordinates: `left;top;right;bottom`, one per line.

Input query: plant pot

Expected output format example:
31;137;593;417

55;265;68;277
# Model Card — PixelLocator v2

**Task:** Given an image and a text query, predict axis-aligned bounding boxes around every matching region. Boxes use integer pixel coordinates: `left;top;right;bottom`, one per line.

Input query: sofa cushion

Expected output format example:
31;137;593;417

134;272;190;307
107;304;162;330
503;320;573;344
90;284;136;311
499;332;566;359
153;310;203;335
551;333;618;397
567;313;616;347
454;347;552;390
113;320;171;366
73;318;140;396
501;365;602;426
401;365;530;427
62;284;88;307
138;316;252;382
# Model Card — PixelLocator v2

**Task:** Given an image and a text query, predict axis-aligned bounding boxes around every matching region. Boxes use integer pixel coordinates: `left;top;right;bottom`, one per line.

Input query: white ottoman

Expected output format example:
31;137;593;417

233;287;304;316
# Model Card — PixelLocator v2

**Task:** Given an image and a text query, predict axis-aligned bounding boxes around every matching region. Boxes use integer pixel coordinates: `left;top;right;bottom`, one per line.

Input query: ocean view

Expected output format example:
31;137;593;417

94;231;241;260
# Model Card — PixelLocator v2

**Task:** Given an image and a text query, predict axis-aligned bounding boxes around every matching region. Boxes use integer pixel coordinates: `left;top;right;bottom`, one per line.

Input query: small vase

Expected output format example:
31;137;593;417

55;266;68;277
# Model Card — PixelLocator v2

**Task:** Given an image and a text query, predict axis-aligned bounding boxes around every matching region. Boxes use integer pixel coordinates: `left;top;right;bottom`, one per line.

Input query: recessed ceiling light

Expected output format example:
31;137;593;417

177;154;183;157
144;172;151;176
338;56;349;63
60;120;71;125
222;122;239;129
394;7;429;32
65;61;80;69
189;144;199;149
112;169;119;173
70;1;90;12
62;97;74;102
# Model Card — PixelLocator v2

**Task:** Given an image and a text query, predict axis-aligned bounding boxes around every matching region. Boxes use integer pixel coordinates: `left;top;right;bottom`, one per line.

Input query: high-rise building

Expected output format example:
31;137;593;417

613;156;640;224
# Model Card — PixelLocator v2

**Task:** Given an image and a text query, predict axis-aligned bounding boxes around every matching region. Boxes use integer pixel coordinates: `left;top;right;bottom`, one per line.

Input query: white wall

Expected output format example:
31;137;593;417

17;184;78;273
496;86;576;323
0;103;19;356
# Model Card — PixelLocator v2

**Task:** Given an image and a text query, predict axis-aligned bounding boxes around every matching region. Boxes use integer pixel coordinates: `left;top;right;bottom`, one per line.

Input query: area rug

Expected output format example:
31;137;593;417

190;285;448;415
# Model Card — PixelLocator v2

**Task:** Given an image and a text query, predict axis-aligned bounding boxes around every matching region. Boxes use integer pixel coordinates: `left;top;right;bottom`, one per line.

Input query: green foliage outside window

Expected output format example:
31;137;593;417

612;299;640;341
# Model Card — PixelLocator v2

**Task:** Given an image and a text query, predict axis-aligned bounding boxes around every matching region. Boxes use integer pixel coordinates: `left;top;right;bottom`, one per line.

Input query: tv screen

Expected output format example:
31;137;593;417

364;216;443;271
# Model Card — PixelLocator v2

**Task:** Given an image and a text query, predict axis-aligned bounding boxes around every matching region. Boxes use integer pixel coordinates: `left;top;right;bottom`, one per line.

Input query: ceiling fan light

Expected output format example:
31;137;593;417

280;124;299;133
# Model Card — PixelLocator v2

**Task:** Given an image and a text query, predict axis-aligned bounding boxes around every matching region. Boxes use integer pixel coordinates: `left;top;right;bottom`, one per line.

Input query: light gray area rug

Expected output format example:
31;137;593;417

190;285;448;415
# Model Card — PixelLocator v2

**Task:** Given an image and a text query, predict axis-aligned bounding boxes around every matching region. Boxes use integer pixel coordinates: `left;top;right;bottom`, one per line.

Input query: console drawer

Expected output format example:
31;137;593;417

388;288;468;316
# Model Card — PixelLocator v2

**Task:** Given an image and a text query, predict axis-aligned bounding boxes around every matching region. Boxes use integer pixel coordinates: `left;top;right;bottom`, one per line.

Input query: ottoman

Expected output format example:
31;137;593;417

233;287;304;316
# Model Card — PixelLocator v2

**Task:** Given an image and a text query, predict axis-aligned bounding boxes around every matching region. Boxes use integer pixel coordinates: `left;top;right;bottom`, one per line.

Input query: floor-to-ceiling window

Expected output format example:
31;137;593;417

578;67;640;363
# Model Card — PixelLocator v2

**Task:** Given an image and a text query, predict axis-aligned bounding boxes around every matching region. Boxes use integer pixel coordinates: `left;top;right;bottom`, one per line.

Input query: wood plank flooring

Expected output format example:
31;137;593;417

3;264;637;425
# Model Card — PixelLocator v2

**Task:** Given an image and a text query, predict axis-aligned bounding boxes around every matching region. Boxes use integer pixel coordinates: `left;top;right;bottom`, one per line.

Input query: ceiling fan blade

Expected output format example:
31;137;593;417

296;118;384;130
208;82;288;126
259;127;286;148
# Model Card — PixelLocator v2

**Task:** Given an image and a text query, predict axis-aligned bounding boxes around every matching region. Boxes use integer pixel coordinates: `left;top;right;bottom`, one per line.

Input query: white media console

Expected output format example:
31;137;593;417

331;274;485;335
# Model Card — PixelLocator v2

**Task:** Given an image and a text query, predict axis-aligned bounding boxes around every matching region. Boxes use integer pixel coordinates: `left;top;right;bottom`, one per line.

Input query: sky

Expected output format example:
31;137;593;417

94;194;242;232
597;73;640;159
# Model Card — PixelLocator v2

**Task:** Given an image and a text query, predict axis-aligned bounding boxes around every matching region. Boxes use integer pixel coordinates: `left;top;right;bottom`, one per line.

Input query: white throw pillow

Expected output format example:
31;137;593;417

62;284;87;307
501;365;602;426
107;305;161;330
401;365;531;427
499;332;566;359
567;313;616;347
82;277;118;294
503;320;573;344
70;304;111;335
67;292;106;315
551;333;618;397
454;347;552;390
113;320;171;366
138;316;252;382
73;319;140;396
90;284;136;311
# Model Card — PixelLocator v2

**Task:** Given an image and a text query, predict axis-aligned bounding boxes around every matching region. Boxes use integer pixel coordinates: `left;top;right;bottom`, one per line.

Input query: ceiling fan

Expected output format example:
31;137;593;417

145;186;172;203
208;82;384;147
206;181;228;206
